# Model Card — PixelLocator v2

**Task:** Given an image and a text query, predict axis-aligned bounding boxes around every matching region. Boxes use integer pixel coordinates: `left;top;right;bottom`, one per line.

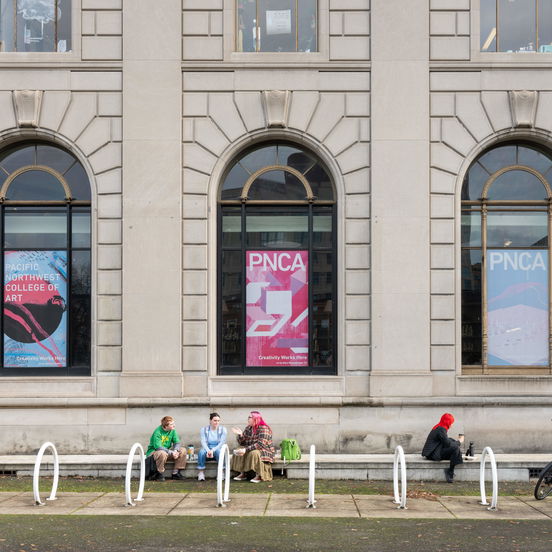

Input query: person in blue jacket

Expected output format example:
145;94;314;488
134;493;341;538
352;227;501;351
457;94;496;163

197;412;227;481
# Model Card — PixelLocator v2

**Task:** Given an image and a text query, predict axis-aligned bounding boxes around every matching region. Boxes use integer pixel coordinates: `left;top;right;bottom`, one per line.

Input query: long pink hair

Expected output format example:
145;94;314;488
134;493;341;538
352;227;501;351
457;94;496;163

250;410;270;433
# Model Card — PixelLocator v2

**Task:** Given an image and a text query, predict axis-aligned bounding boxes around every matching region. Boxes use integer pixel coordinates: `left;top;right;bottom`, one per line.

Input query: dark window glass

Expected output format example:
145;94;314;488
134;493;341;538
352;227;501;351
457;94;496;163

306;164;333;200
0;144;34;174
72;209;90;248
498;0;536;52
6;169;66;201
461;249;482;365
487;169;547;200
4;207;67;248
312;251;333;367
37;144;75;175
240;145;278;174
248;170;306;201
222;212;242;248
221;250;242;367
478;145;516;174
480;0;497;51
70;250;91;368
463;162;489;200
221;163;250;200
247;211;308;248
518;146;552;174
539;0;552;50
64;162;91;201
313;210;332;248
461;211;482;247
487;212;548;247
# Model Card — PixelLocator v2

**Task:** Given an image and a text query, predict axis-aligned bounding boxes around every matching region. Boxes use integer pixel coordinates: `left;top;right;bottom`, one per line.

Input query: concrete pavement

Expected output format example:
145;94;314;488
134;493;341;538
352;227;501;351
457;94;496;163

1;491;551;519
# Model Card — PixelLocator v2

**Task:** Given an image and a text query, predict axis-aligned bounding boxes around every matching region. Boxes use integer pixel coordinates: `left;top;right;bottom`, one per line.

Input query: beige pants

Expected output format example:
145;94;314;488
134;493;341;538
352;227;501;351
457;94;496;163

153;449;187;473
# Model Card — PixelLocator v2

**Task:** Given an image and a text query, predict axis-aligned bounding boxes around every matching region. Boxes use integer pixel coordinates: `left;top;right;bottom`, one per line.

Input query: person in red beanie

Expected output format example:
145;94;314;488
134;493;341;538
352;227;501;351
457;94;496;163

421;413;464;483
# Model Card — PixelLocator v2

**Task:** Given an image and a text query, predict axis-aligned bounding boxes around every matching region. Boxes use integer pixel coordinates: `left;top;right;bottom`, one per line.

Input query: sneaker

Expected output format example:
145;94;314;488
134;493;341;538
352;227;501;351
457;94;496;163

233;474;247;481
250;477;262;483
444;468;454;484
197;472;205;481
155;472;166;482
171;472;185;480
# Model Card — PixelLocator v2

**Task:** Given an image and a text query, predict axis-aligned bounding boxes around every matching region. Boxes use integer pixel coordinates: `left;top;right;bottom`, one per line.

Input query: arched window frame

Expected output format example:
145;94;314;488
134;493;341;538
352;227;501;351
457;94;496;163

461;142;552;375
218;141;337;376
0;141;91;376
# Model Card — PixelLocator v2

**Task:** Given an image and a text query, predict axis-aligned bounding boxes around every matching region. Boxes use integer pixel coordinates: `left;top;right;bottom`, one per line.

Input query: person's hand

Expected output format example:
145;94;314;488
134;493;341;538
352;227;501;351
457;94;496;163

232;427;243;435
172;450;179;459
207;450;213;458
233;448;246;456
458;435;465;444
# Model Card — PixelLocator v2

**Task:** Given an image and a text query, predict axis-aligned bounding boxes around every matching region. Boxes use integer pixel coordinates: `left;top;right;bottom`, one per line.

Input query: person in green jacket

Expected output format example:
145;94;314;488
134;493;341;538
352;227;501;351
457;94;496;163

146;415;187;481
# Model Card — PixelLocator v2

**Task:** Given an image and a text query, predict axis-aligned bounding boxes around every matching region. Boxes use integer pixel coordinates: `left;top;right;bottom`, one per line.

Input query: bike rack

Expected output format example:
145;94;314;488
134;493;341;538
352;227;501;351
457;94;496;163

33;442;59;506
479;446;498;511
125;442;145;507
392;445;407;509
216;444;231;507
306;444;316;508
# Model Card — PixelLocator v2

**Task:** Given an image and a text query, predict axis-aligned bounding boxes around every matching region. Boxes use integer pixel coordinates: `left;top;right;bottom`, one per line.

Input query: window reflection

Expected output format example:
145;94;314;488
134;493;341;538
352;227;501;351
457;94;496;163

481;0;552;52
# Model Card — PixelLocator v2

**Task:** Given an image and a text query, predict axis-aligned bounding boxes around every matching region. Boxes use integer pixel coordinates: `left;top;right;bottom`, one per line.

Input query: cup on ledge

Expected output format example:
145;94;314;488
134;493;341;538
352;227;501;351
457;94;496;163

458;433;465;444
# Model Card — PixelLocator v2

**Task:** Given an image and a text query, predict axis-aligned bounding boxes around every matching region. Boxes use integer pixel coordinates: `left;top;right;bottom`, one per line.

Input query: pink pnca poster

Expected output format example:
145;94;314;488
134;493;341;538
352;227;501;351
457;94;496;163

246;250;308;367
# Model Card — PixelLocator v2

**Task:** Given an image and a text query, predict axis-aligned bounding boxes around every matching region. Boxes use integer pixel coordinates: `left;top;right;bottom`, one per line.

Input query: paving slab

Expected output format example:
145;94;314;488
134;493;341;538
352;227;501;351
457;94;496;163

438;496;550;520
0;492;22;503
168;492;269;516
516;495;552;518
266;493;359;517
354;495;454;519
73;492;187;516
0;492;103;514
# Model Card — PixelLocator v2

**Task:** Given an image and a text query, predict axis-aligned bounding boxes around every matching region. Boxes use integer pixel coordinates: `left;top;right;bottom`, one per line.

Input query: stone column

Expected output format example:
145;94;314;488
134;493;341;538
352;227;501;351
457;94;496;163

370;0;432;395
120;0;183;396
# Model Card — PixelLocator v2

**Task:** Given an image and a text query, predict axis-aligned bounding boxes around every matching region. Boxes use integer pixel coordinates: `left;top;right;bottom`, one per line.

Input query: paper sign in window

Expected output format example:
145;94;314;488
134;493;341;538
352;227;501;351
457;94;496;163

266;9;292;35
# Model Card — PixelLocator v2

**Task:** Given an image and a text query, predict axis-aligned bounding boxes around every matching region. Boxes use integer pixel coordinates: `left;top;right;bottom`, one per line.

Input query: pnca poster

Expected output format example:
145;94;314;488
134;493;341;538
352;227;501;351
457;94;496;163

246;250;308;367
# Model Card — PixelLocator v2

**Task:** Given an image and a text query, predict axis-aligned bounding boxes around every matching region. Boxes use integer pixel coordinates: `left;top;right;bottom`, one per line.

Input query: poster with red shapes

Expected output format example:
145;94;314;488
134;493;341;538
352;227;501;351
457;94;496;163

246;250;308;367
3;250;68;368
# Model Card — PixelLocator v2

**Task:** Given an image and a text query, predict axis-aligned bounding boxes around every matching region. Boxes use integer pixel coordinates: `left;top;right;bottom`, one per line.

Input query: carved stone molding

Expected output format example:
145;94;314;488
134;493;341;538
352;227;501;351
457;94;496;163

262;90;290;127
12;90;43;127
509;90;538;128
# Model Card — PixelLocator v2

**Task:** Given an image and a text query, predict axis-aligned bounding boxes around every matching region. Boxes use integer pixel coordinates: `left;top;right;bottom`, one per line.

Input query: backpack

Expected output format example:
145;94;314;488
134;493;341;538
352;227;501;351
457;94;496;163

279;439;301;462
145;454;159;480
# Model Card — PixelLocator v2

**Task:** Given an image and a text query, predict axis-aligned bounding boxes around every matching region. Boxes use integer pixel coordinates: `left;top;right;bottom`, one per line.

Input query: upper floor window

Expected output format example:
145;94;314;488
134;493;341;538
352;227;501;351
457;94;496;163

0;142;91;376
0;0;72;53
236;0;317;52
461;143;552;375
481;0;552;52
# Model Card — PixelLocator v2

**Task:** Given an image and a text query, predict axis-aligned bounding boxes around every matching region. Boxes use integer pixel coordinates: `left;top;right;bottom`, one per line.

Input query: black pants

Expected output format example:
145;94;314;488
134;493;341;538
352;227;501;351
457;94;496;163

434;445;463;472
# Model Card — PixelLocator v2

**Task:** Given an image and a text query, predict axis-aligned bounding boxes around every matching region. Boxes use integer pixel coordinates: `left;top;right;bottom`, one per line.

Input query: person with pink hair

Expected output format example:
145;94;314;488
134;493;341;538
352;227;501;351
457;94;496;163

231;411;274;482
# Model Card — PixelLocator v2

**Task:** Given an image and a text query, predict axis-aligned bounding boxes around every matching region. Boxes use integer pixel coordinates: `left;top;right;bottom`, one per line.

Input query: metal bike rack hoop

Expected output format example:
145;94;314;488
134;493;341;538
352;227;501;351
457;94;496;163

33;441;59;506
306;444;316;508
392;445;407;509
125;442;145;507
217;444;231;507
479;446;498;511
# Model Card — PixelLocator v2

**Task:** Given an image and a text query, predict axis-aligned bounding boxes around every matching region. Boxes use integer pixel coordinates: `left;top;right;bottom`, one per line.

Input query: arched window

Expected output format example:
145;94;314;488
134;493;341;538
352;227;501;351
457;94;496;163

218;141;336;375
461;143;552;374
0;142;91;375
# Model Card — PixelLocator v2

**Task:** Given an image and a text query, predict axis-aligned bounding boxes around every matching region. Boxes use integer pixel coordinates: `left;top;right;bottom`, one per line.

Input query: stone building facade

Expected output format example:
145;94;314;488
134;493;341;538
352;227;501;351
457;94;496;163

0;0;550;454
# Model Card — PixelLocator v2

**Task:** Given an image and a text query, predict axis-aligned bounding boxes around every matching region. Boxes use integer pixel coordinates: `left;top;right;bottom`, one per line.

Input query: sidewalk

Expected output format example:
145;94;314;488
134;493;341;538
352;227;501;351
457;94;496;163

1;491;551;519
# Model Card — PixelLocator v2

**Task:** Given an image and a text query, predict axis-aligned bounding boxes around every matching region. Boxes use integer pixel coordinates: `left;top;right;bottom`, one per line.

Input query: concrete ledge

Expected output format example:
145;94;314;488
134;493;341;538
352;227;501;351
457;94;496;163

1;453;548;481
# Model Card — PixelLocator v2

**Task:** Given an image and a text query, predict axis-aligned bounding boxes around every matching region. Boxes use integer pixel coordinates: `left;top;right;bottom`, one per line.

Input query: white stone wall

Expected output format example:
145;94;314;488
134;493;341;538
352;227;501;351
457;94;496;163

0;71;123;397
183;0;223;61
81;0;123;61
430;0;470;61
